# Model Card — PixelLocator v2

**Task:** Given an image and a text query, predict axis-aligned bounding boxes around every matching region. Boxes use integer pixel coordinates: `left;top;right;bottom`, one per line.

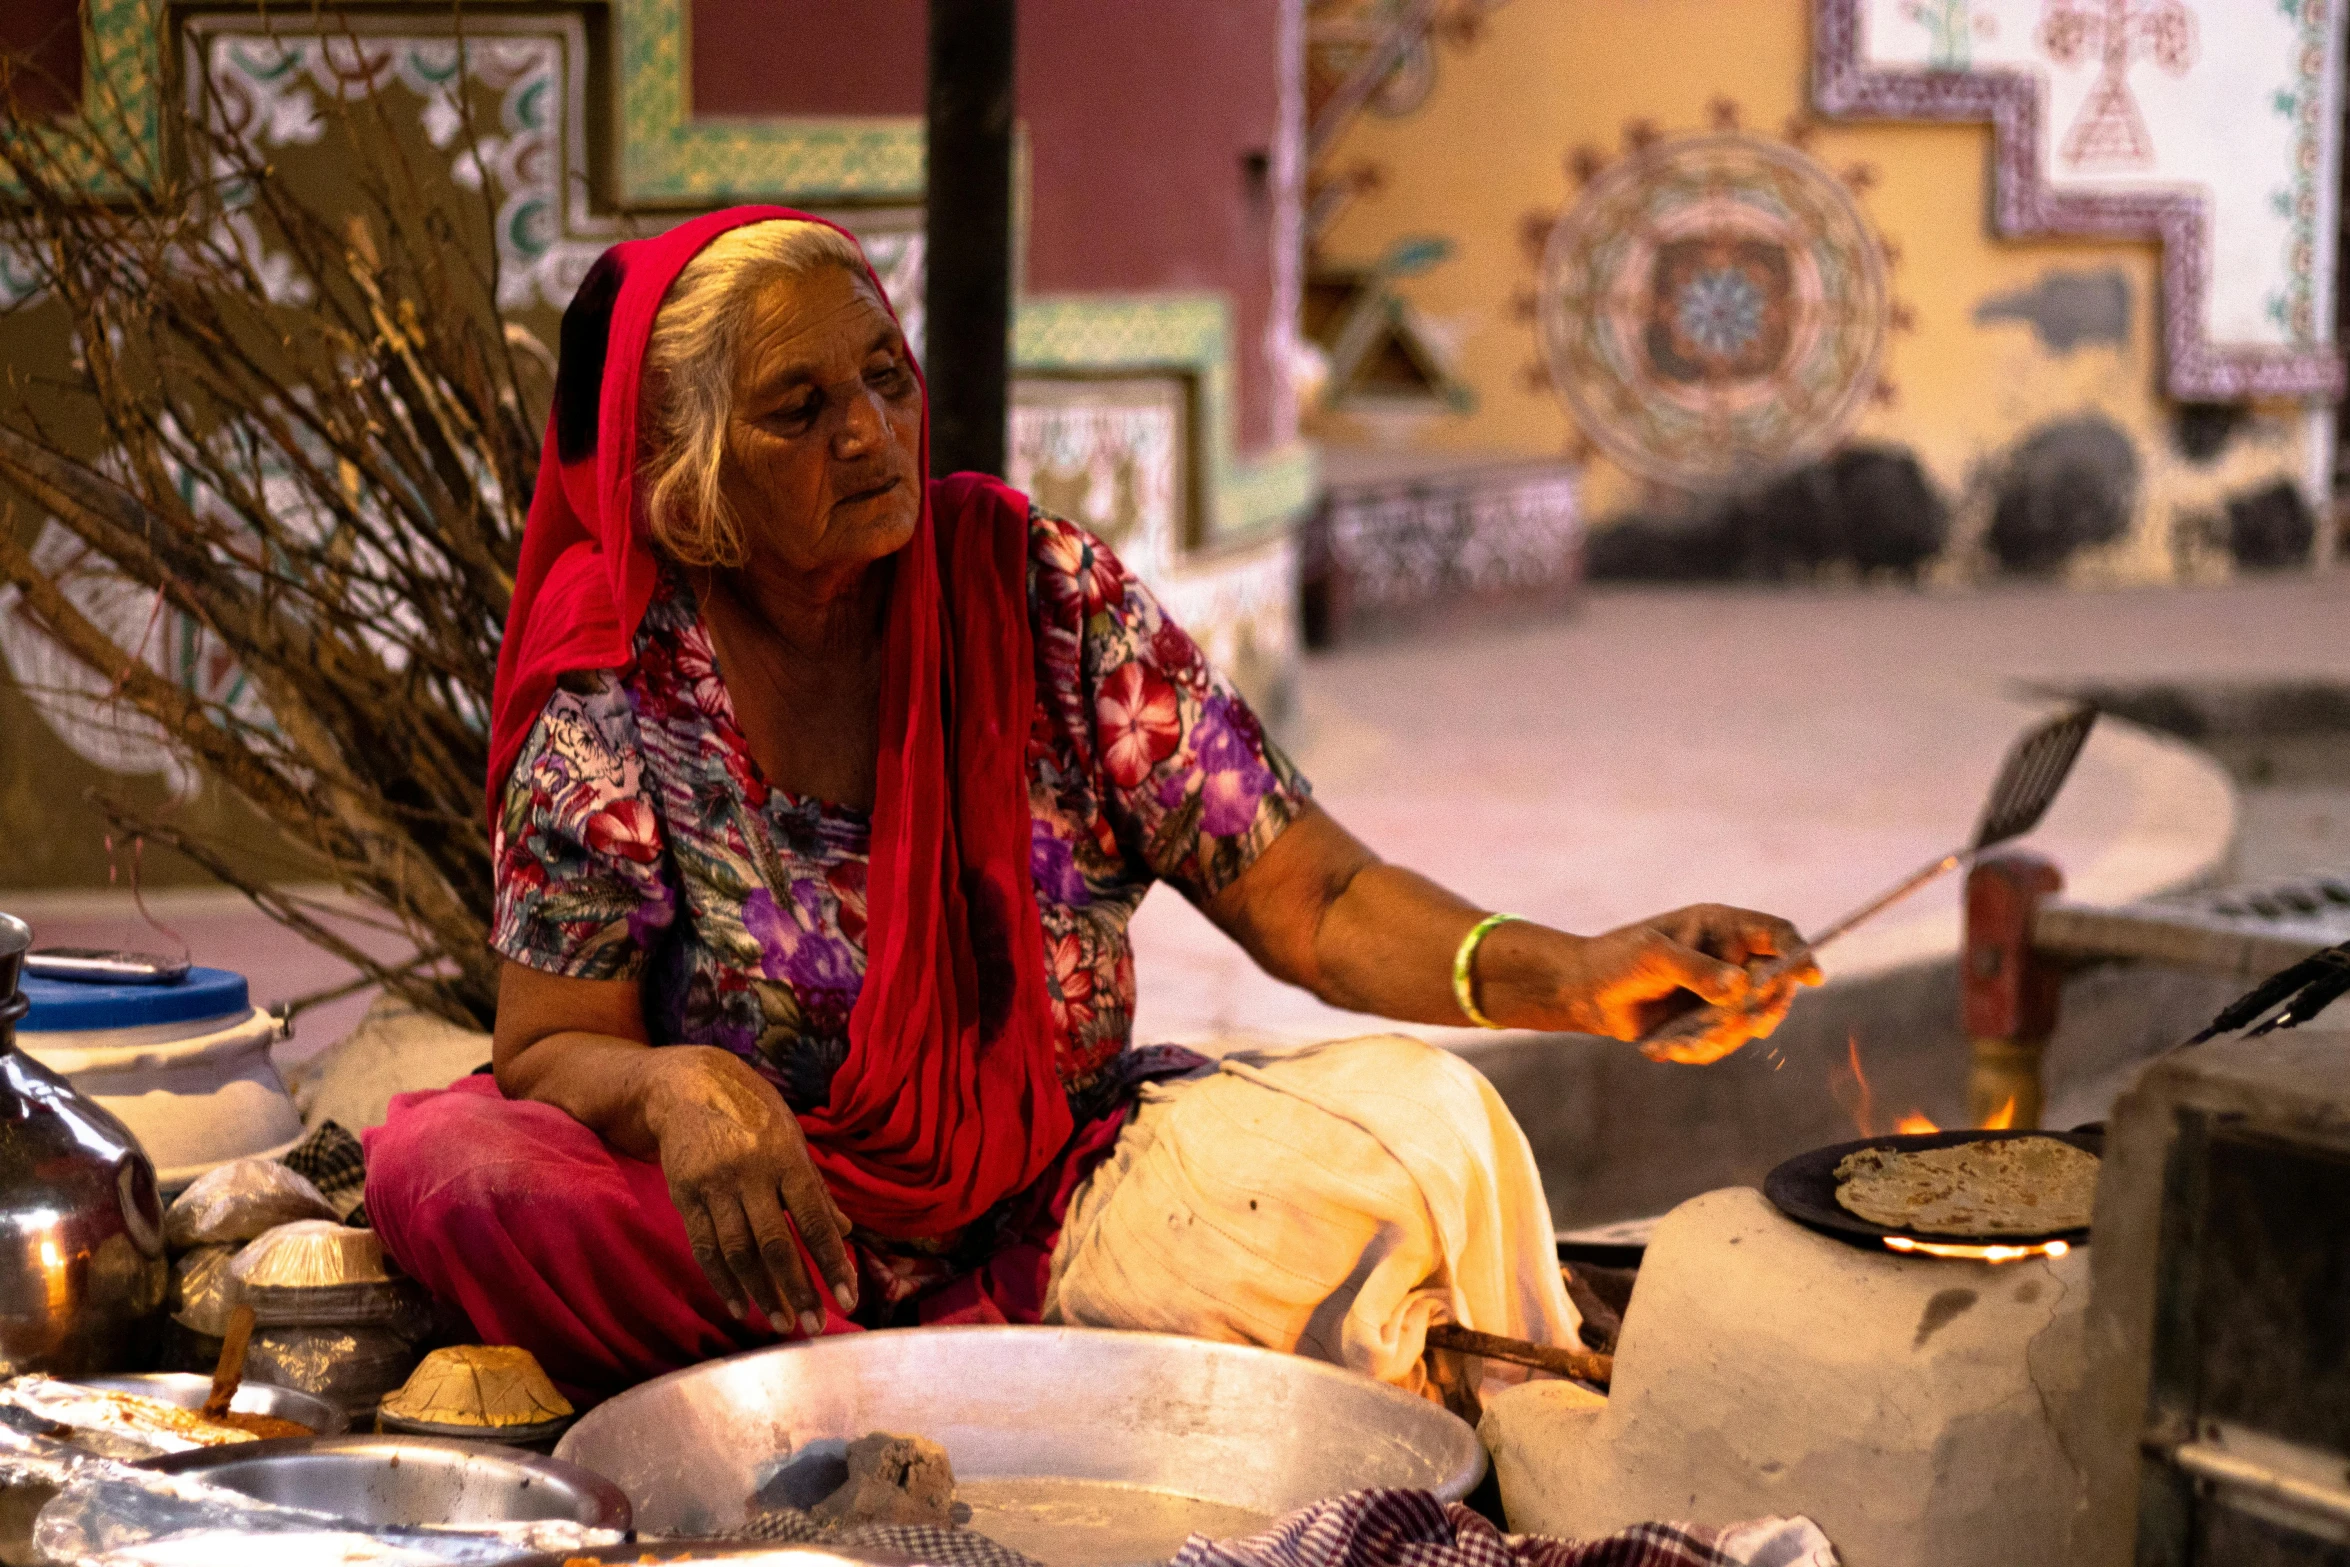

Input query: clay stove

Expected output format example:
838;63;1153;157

1485;1186;2095;1567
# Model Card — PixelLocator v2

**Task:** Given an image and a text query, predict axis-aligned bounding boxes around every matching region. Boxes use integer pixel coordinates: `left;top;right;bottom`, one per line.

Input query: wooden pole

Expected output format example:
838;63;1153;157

1961;851;2065;1129
924;0;1016;478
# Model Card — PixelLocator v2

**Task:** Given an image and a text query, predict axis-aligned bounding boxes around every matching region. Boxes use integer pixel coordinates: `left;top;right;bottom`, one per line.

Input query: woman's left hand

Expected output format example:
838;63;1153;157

1485;903;1823;1063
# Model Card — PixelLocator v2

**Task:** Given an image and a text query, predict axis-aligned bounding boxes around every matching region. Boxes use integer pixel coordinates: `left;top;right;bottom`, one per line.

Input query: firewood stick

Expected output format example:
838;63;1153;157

1424;1322;1613;1388
203;1304;257;1419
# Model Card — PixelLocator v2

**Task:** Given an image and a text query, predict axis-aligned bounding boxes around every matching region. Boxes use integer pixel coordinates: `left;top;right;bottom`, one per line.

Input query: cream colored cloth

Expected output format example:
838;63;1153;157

1043;1033;1582;1395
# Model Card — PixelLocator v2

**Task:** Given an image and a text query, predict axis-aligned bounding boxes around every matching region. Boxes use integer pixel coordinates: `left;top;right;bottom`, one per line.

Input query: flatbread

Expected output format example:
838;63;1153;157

1833;1135;2099;1237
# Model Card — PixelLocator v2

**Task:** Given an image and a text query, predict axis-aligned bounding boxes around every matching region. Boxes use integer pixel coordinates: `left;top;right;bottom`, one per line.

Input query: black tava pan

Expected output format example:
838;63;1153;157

1763;1127;2103;1250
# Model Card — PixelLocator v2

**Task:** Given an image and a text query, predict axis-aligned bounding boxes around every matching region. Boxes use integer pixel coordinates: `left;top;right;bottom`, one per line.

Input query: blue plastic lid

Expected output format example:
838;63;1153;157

20;966;251;1032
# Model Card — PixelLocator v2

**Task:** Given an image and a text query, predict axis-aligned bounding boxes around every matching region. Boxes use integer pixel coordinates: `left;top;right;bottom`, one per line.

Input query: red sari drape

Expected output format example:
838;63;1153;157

486;208;1071;1239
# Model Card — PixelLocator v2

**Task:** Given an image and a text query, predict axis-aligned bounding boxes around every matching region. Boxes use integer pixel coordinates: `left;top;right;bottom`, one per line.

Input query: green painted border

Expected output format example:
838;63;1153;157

616;0;923;205
38;0;921;204
1014;294;1316;537
0;0;160;195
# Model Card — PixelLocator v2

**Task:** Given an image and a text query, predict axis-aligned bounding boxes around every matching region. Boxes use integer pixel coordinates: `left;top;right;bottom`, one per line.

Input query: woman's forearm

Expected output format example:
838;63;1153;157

1309;862;1619;1031
492;960;692;1158
1209;803;1809;1049
497;1029;675;1158
1308;861;1501;1024
1206;805;1570;1028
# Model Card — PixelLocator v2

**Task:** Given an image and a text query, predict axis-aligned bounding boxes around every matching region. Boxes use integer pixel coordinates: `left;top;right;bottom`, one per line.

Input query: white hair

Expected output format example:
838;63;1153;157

638;219;874;568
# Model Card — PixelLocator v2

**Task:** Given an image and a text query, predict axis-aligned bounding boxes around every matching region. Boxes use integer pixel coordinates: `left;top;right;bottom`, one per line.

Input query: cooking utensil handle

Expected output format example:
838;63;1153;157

203;1304;256;1419
1423;1322;1612;1388
1799;850;1964;954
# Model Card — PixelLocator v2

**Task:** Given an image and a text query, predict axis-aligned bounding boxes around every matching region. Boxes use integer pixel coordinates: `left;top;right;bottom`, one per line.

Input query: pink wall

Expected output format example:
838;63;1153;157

1;0;83;115
690;0;924;117
691;0;1289;455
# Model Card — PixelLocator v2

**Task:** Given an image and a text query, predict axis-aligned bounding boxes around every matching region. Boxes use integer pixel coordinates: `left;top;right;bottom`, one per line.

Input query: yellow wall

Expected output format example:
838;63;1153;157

1315;0;2321;581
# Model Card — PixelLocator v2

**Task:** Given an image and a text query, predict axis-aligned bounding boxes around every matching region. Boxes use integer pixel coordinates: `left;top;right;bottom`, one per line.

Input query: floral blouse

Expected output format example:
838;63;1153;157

490;508;1311;1126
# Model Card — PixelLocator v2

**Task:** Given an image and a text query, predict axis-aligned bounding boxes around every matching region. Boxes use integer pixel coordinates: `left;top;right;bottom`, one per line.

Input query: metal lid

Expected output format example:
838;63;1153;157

21;966;250;1032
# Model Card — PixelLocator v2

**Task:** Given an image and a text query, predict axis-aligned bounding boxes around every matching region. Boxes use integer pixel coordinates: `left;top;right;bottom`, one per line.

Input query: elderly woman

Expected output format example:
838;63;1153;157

364;208;1815;1404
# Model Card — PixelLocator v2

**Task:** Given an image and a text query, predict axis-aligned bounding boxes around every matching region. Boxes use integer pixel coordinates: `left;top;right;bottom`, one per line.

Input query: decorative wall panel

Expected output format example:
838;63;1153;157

1303;458;1580;640
1008;374;1192;576
1814;0;2346;399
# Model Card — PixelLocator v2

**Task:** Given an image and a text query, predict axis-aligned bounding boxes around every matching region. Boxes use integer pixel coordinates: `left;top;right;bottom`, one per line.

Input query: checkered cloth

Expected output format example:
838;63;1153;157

1170;1492;1837;1567
734;1503;1043;1567
733;1490;1835;1567
280;1119;369;1228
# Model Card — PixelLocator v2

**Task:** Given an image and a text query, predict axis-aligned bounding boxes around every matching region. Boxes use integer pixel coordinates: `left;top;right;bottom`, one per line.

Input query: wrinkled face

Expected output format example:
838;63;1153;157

719;266;923;575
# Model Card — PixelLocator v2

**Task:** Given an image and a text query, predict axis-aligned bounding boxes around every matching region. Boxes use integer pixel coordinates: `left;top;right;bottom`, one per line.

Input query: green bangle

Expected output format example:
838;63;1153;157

1452;913;1524;1030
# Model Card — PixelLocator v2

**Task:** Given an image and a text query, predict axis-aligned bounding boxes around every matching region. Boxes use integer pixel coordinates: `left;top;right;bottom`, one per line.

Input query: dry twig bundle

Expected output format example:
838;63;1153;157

0;28;547;1027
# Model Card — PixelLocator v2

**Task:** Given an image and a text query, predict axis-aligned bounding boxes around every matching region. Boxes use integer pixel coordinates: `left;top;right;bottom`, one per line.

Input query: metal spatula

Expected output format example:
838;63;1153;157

1635;702;2100;1056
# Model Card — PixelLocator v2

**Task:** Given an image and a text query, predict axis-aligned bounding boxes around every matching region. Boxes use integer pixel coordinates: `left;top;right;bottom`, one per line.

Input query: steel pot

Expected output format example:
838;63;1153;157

0;912;168;1375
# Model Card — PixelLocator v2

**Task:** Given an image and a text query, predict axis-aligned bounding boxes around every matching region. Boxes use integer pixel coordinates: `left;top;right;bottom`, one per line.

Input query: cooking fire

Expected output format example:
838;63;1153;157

1881;1235;2072;1263
1822;1036;2081;1262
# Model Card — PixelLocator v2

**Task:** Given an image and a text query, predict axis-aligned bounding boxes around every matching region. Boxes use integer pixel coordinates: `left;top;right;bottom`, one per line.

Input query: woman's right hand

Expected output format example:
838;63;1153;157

639;1046;858;1336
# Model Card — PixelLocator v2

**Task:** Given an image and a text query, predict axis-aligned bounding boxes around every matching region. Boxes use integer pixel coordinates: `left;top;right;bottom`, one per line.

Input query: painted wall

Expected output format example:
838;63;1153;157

689;0;1291;458
0;1;1311;888
1313;0;2336;583
0;0;79;113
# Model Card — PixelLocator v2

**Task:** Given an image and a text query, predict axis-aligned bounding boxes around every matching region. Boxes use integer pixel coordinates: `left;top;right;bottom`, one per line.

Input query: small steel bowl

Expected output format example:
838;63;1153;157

72;1371;348;1436
141;1434;631;1532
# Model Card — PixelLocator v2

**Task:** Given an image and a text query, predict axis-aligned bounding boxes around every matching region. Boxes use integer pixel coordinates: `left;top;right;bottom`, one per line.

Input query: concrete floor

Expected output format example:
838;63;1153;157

6;574;2348;1150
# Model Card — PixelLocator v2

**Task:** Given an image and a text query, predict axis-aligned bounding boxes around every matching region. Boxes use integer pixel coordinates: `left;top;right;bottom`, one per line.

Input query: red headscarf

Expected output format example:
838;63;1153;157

488;207;1072;1240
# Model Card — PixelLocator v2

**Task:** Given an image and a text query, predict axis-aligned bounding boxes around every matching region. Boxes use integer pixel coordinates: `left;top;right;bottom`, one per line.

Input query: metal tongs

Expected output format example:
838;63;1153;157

1637;703;2100;1056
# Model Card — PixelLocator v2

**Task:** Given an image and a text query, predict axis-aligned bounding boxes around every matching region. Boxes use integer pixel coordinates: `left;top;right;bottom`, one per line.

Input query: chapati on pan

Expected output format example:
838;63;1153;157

1833;1135;2100;1236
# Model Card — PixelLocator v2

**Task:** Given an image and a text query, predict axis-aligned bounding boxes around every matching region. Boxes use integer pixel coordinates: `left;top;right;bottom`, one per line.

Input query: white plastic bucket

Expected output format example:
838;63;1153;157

19;1006;304;1191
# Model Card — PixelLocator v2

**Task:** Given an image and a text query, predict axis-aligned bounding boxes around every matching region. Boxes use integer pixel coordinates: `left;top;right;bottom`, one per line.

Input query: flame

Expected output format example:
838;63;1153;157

1883;1236;2071;1264
1831;1035;1878;1136
1836;1038;2022;1137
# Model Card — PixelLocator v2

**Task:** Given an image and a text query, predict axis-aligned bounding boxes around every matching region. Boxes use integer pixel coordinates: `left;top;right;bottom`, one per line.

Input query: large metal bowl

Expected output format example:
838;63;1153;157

142;1434;631;1531
74;1371;349;1436
557;1325;1482;1558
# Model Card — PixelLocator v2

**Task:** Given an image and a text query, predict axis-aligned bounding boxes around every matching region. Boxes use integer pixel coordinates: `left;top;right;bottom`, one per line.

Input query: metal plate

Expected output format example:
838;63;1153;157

74;1372;348;1436
142;1434;631;1531
556;1325;1482;1564
1763;1127;2104;1248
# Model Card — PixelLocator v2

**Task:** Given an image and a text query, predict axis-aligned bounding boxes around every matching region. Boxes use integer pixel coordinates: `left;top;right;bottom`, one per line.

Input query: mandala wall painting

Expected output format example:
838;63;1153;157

1536;133;1890;490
